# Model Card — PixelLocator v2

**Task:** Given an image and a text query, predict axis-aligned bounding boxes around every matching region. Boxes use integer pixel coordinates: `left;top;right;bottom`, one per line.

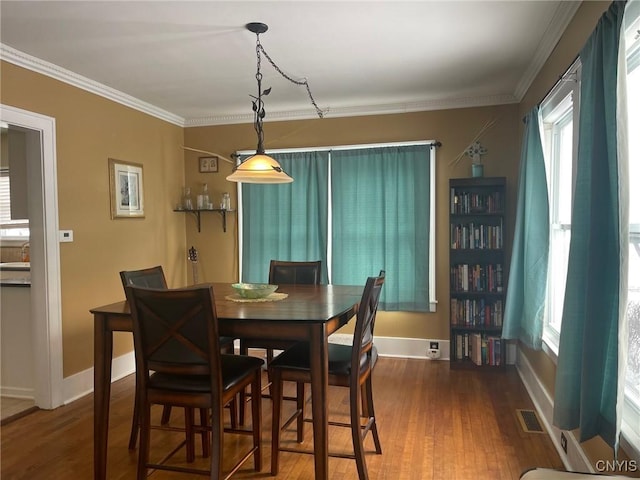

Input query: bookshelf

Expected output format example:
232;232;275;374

449;177;506;368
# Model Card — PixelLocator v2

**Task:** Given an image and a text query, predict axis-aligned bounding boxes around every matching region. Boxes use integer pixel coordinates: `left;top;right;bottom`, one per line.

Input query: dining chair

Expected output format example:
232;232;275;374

238;260;321;429
120;266;237;450
126;284;263;479
269;272;385;480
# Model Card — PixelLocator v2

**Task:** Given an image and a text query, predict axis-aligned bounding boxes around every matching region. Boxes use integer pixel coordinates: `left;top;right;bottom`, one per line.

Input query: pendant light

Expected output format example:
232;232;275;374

226;22;324;184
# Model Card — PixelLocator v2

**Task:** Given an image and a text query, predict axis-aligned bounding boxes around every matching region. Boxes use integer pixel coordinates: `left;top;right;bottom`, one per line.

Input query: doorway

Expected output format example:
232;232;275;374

0;104;63;410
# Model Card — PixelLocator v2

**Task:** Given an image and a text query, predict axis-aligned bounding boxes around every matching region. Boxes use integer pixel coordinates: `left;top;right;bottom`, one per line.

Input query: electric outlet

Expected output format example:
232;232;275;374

560;432;568;454
427;341;441;359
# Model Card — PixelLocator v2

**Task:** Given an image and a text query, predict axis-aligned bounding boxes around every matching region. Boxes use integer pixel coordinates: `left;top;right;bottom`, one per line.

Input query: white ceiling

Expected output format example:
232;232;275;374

0;1;580;127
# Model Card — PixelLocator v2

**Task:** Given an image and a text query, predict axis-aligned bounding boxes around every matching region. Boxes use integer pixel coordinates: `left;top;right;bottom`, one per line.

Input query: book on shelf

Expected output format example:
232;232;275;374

470;333;482;366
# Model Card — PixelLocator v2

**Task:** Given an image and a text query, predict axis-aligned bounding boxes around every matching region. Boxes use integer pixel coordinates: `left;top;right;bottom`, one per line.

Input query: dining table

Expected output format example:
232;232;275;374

90;282;363;480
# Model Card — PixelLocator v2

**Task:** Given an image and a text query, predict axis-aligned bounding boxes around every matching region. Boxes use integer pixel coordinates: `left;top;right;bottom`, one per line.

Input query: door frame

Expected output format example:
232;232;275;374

1;104;63;409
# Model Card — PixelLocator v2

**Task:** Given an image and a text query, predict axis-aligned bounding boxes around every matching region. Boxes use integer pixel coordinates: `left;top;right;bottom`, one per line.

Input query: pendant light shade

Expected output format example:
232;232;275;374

226;153;293;183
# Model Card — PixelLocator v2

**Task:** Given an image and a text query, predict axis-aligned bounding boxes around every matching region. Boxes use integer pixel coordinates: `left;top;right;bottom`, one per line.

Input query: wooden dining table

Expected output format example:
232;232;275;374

90;282;362;480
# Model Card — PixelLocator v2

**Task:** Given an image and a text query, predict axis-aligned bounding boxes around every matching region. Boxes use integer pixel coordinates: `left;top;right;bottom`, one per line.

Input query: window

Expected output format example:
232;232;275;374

0;168;29;240
540;61;581;353
542;4;640;455
237;141;437;312
622;1;640;456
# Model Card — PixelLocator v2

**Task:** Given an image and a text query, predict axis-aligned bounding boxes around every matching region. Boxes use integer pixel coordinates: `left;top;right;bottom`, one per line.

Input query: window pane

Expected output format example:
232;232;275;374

626;42;640;404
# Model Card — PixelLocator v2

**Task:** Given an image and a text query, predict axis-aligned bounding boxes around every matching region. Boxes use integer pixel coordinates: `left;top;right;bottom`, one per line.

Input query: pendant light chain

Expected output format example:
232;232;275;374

255;37;324;119
254;36;266;154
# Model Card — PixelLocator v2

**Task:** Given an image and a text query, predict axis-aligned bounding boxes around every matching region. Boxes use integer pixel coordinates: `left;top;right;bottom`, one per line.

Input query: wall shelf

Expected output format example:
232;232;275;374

173;208;234;233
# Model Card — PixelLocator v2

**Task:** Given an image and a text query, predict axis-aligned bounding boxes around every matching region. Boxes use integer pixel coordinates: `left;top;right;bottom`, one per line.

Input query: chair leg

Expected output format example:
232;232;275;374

128;378;140;450
296;381;305;443
185;407;195;463
239;340;249;426
137;400;151;480
349;386;369;480
251;372;263;472
209;406;224;480
363;376;382;454
160;405;172;425
228;396;238;429
199;408;210;458
270;368;284;475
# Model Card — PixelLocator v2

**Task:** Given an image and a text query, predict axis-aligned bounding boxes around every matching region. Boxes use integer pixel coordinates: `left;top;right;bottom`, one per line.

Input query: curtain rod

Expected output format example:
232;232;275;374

236;140;441;157
538;55;580;107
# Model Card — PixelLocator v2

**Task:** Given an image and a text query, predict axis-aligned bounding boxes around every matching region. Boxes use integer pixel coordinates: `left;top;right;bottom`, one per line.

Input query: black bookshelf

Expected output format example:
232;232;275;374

449;177;506;368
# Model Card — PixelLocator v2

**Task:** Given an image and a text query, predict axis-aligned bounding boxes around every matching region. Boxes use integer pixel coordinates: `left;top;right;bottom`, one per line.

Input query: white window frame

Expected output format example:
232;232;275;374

621;1;640;460
540;60;581;356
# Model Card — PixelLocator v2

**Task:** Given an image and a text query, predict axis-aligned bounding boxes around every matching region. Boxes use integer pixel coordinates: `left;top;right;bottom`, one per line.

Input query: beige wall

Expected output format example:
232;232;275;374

1;62;189;377
184;105;521;340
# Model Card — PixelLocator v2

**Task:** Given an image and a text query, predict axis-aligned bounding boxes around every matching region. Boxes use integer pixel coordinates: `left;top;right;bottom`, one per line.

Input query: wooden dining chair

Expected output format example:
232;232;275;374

120;266;237;450
126;284;263;480
269;272;385;480
238;260;321;427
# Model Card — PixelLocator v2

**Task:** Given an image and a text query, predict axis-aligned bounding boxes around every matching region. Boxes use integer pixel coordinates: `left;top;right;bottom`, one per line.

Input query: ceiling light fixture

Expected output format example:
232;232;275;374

226;22;324;184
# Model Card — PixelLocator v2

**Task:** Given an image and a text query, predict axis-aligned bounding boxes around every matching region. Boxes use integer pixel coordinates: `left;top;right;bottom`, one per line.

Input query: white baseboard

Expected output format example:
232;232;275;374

0;386;35;399
330;334;451;360
59;336;512;404
516;347;594;473
62;350;135;404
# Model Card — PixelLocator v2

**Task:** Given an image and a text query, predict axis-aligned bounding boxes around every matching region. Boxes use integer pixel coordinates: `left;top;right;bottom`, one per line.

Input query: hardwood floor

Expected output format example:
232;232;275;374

1;397;36;425
0;358;563;479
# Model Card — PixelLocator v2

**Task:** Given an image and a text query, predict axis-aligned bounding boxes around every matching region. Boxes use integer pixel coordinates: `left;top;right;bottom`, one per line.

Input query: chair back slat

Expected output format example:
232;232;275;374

127;285;222;382
351;272;385;375
120;265;168;289
268;260;322;285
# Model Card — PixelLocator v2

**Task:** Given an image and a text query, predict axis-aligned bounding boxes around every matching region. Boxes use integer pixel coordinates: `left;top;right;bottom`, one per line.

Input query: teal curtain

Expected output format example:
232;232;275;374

553;1;625;449
241;151;329;283
331;145;431;311
502;106;549;350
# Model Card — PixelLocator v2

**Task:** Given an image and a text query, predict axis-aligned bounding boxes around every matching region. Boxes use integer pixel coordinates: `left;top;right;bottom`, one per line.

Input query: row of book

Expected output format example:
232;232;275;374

450;263;504;293
453;332;503;366
450;298;503;327
450;222;504;250
450;189;504;215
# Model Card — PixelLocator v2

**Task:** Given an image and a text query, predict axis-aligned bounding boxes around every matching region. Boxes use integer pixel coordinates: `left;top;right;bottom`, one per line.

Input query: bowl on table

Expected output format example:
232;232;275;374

231;283;278;299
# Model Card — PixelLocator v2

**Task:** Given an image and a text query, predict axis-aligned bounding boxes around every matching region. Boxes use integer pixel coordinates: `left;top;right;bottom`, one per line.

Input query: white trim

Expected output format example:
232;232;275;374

514;1;581;101
62;351;135;405
0;386;35;400
0;105;64;410
329;334;450;360
236;140;439;156
186;94;519;127
0;44;185;127
516;346;594;473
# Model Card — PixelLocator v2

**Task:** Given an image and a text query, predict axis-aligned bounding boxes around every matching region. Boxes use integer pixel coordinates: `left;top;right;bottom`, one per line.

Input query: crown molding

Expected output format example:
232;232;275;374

513;1;581;101
184;93;518;127
3;43;519;129
0;44;186;127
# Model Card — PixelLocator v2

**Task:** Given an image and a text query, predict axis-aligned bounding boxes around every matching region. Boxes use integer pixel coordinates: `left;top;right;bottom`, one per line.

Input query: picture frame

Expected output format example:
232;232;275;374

199;156;219;173
109;158;145;219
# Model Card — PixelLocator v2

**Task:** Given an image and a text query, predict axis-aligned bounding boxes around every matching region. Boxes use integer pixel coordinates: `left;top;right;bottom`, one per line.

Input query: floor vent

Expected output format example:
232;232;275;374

516;409;545;434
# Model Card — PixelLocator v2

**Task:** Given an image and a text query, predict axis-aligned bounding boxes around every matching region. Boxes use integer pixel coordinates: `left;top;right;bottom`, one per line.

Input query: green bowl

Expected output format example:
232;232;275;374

231;283;278;299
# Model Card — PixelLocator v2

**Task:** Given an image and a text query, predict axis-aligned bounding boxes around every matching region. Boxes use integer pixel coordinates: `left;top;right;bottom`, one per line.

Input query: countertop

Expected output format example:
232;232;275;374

0;262;31;286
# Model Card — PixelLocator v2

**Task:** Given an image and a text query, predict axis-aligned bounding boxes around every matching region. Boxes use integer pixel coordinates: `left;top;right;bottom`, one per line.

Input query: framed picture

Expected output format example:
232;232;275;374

109;158;145;218
199;156;219;173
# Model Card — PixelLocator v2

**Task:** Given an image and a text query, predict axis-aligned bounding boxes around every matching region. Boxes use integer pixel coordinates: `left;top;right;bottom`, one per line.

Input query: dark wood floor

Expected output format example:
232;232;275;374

0;358;563;479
